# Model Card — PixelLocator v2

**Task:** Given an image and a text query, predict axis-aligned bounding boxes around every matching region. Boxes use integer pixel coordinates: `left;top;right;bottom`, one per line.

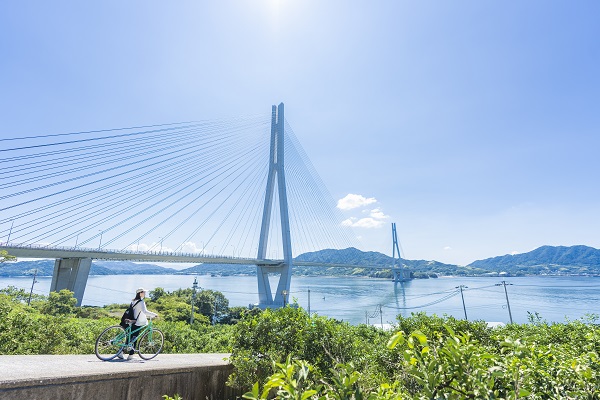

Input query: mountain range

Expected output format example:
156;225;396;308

0;259;177;277
468;245;600;276
1;245;599;278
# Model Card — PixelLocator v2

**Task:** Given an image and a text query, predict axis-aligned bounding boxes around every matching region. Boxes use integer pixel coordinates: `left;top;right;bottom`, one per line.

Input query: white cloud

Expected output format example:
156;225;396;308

444;246;452;251
126;241;211;255
369;208;389;220
126;242;152;252
180;241;204;253
338;195;390;229
337;194;377;210
341;218;356;226
126;242;176;253
343;217;386;228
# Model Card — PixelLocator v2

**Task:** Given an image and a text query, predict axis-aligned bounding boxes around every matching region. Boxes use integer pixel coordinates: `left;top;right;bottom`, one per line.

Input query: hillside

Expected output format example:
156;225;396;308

179;263;255;275
293;247;487;278
177;248;481;278
468;245;600;276
0;260;177;277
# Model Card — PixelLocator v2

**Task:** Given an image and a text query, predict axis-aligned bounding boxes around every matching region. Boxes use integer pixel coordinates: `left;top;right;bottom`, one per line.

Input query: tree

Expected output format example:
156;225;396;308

152;296;193;323
41;289;77;316
149;287;168;301
0;285;45;303
196;289;229;321
0;250;16;264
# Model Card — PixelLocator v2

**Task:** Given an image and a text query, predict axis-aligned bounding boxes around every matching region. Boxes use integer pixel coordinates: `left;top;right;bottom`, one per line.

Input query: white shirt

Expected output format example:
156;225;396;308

131;299;157;326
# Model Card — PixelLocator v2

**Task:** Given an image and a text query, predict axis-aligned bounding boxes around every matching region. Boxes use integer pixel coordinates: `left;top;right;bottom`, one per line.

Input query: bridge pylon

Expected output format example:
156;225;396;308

255;103;293;308
391;222;410;282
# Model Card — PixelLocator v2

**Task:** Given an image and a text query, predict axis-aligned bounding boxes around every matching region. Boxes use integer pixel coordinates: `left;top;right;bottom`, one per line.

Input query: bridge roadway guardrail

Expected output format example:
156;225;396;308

0;243;280;265
1;243;394;270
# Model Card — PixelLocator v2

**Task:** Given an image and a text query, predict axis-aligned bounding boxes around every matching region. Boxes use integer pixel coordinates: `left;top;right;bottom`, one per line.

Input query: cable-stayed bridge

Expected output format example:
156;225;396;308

1;103;399;307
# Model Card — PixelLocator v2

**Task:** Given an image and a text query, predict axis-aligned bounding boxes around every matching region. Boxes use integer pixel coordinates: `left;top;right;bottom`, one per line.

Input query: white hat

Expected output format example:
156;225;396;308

136;287;147;294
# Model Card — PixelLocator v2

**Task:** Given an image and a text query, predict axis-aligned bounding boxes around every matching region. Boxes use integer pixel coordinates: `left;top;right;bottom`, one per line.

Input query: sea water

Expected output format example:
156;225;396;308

2;274;598;325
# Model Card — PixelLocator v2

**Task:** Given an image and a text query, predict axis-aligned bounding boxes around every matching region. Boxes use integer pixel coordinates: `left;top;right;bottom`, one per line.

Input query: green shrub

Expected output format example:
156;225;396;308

240;319;600;399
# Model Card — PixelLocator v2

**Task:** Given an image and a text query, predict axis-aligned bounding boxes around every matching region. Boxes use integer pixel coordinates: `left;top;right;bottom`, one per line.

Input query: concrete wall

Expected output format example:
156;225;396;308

0;363;241;400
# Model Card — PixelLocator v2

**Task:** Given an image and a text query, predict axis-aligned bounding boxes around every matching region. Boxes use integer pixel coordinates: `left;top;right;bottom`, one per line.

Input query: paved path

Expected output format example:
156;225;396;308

0;353;230;387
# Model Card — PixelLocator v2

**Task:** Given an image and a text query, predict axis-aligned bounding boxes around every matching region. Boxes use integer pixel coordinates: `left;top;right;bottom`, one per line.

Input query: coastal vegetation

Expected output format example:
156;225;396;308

230;307;599;398
0;250;16;264
0;286;236;355
1;285;598;398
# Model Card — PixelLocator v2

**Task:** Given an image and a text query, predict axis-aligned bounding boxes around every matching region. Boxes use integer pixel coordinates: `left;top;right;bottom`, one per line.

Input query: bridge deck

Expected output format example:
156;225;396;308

0;353;235;400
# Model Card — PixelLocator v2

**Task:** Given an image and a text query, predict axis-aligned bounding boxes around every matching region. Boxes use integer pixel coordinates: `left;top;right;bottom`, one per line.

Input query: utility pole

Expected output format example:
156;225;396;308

379;304;383;329
456;285;468;320
282;290;288;307
27;269;38;306
307;288;311;317
365;311;369;325
496;281;513;324
190;277;198;324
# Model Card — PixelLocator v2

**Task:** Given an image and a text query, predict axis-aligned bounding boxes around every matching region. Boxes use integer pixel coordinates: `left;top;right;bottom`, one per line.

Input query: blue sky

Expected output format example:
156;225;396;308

1;1;599;265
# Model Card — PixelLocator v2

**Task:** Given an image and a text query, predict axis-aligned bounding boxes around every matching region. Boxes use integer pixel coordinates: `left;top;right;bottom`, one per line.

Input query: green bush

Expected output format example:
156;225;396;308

41;289;77;316
239;317;600;399
0;290;234;356
228;305;390;391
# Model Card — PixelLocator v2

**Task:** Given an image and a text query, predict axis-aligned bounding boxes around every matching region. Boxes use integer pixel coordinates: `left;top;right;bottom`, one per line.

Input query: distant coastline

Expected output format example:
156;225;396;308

2;245;600;279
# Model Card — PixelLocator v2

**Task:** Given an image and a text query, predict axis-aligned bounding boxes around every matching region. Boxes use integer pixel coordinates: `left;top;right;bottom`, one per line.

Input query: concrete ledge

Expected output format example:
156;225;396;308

0;354;241;400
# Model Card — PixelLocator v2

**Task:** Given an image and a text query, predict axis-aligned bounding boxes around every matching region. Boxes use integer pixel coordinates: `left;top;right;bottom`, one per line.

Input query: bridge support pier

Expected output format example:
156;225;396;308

256;263;292;308
392;268;409;283
50;258;92;306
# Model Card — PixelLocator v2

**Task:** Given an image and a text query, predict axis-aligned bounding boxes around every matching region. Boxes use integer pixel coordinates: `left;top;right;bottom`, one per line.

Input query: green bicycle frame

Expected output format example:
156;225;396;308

120;319;154;351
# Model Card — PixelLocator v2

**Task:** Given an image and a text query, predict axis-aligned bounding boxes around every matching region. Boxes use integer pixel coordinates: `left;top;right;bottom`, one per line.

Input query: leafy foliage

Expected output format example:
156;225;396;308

231;309;600;398
0;250;16;264
162;395;183;400
148;287;229;324
0;285;45;303
0;287;234;355
40;289;78;316
228;305;391;391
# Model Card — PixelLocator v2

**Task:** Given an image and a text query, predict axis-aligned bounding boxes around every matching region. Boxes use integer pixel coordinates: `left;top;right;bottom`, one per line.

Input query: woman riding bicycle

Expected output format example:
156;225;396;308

118;287;158;360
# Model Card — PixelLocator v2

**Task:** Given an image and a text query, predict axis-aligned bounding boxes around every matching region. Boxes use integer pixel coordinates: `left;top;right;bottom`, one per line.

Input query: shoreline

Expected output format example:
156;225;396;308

3;272;600;279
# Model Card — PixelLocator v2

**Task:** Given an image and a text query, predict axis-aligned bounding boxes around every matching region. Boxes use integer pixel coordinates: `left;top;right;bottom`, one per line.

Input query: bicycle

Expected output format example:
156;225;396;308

95;317;164;361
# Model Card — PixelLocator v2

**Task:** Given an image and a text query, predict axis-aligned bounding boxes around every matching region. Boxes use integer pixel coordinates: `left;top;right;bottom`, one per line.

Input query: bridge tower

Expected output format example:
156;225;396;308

256;103;293;308
391;222;410;282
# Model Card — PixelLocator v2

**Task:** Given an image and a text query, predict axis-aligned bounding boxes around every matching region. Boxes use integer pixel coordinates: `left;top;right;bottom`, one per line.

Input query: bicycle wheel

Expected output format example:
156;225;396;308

95;325;127;361
137;328;164;360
